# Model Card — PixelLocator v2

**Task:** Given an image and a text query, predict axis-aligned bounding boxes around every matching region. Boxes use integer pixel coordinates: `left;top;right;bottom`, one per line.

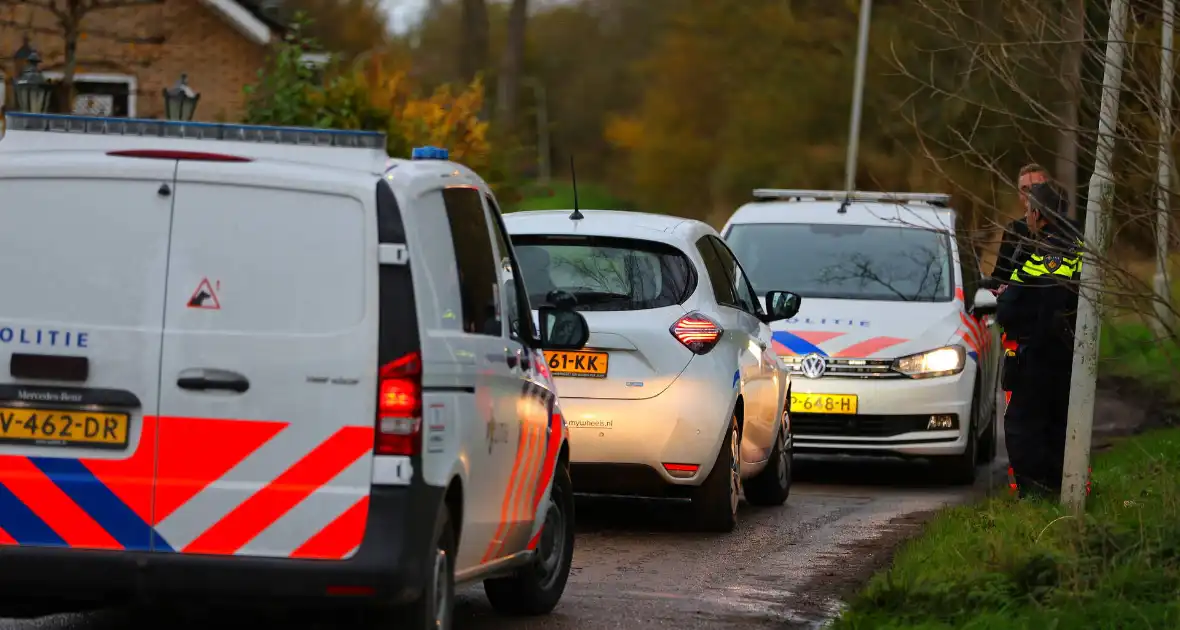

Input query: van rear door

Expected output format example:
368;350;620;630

0;156;175;551
152;162;375;559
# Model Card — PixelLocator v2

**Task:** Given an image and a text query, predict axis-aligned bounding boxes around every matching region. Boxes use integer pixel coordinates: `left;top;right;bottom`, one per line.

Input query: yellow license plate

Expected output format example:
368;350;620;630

790;393;858;415
543;350;608;378
0;406;130;448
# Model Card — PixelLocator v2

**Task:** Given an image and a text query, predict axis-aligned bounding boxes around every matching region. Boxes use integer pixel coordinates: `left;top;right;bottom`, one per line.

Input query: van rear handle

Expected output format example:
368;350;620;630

177;368;250;394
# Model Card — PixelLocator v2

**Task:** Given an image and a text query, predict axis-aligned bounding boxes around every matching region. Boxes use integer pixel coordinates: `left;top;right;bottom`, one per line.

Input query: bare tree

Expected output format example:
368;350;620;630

459;0;488;82
1;0;167;112
496;0;527;130
885;0;1180;360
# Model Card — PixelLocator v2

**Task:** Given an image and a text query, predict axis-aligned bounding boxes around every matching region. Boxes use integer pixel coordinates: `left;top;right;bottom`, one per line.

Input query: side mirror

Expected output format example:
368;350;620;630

762;290;802;323
972;288;998;315
537;306;590;350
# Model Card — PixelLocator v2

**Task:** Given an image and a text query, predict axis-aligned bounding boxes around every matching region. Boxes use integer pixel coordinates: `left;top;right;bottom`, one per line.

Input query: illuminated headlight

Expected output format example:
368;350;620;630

892;345;966;378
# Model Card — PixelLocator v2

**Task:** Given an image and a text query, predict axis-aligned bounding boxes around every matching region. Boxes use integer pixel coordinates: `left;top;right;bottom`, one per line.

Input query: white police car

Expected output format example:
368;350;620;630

722;189;1001;484
0;113;590;627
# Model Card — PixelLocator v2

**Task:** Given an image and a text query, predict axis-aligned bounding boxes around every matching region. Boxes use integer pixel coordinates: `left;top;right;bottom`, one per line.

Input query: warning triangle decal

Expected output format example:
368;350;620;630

187;278;221;310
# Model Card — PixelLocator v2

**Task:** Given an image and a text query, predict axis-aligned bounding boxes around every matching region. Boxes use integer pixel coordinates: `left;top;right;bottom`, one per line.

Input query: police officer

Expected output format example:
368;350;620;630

997;182;1083;498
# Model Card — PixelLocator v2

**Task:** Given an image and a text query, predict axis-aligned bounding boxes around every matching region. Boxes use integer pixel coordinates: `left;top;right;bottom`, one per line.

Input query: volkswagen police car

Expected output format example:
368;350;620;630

0;112;591;627
721;189;1001;484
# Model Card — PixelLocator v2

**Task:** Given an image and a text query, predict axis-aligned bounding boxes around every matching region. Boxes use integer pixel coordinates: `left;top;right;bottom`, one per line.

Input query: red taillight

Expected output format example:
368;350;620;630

107;149;252;162
663;463;700;478
670;312;723;354
377;351;422;456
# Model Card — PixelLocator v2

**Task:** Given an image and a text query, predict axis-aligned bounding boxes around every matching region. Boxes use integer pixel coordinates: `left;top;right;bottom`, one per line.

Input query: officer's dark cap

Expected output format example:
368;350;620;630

1027;182;1067;223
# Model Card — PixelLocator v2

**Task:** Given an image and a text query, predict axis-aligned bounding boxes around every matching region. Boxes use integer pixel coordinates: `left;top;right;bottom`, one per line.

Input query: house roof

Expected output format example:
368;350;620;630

200;0;286;47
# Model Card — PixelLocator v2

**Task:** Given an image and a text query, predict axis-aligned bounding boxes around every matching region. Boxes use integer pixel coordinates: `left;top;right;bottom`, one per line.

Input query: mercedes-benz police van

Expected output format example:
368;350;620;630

0;112;591;628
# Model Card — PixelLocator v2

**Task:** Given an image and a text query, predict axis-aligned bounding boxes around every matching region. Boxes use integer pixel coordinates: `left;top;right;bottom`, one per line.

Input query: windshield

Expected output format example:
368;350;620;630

510;235;696;311
725;223;953;302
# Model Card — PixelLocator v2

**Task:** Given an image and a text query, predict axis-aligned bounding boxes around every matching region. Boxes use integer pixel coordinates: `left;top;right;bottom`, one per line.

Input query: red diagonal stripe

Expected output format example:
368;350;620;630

790;331;845;345
0;525;15;545
182;426;374;555
0;456;121;550
531;414;564;515
832;336;908;358
290;496;369;559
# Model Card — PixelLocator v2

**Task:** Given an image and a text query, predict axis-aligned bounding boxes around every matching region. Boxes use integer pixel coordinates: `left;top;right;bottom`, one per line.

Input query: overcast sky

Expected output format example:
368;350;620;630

384;0;428;33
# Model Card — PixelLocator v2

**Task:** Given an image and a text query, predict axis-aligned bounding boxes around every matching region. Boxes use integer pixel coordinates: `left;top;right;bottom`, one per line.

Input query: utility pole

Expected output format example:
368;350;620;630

843;0;873;196
1062;0;1130;511
1154;0;1176;338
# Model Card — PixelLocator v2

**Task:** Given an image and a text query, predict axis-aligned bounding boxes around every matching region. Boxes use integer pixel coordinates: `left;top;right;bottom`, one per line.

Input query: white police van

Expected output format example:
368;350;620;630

0;112;591;627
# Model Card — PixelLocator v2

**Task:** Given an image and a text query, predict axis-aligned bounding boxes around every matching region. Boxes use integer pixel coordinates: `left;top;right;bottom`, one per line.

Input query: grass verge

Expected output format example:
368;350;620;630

507;181;632;213
833;427;1180;629
1100;320;1180;396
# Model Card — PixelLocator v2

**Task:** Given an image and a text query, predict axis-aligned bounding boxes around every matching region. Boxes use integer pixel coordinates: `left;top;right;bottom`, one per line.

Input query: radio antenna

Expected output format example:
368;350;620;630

569;155;584;221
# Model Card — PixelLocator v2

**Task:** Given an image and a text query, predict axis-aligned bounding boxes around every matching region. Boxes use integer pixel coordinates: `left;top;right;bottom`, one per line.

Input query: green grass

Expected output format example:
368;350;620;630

507;181;633;213
1100;320;1180;395
833;428;1180;629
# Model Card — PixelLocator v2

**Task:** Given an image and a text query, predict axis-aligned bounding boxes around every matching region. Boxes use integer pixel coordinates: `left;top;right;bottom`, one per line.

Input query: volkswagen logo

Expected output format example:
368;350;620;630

799;353;827;379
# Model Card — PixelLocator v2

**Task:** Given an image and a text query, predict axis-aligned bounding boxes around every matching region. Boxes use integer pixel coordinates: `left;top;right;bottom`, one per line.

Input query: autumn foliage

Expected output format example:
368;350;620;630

242;20;490;171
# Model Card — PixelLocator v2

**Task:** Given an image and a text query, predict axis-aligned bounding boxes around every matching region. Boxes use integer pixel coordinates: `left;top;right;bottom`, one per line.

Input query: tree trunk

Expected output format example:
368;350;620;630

1056;0;1086;219
58;26;80;115
459;0;489;82
496;0;528;131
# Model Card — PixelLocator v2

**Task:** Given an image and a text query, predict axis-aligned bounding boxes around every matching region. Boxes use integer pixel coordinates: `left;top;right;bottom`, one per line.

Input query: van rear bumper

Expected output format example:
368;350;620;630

0;484;444;612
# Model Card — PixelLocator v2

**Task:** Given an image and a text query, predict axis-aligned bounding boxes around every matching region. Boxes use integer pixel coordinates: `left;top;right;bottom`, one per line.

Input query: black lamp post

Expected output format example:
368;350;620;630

162;74;199;121
13;50;51;114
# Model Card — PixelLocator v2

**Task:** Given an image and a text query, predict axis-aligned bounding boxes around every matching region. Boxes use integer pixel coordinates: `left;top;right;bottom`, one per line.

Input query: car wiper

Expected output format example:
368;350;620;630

569;291;632;304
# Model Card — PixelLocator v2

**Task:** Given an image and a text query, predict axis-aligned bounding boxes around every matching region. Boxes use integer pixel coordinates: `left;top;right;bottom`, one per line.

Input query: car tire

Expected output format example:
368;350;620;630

398;501;456;630
691;414;741;533
938;385;979;485
977;394;998;464
484;463;575;616
744;414;792;507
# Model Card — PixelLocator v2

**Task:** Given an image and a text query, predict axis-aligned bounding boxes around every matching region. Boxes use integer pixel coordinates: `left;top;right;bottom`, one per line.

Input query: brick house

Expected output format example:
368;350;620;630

0;0;287;121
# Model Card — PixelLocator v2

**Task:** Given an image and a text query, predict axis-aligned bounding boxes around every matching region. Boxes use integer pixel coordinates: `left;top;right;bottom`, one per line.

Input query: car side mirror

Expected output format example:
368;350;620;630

972;288;998;315
537;306;590;350
762;290;802;323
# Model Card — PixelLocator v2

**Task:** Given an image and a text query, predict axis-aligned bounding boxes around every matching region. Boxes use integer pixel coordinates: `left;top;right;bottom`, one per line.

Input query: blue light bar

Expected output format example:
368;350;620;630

3;112;387;149
411;146;449;160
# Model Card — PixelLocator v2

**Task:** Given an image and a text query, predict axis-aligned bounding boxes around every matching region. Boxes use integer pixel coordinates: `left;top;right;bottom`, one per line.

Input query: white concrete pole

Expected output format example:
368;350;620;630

843;0;873;197
1154;0;1176;338
1062;0;1131;511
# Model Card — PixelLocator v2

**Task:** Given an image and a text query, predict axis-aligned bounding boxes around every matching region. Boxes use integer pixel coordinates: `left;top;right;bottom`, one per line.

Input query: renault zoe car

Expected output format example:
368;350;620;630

504;210;801;532
721;189;1002;484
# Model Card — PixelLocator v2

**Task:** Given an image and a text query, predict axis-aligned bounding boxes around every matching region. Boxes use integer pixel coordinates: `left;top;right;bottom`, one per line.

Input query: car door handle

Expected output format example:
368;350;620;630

177;368;250;393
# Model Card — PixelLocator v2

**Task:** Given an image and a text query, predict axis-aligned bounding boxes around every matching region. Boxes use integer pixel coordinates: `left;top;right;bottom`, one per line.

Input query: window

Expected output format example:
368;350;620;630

511;235;695;312
441;187;501;336
708;236;761;315
696;236;738;306
725;223;954;302
43;73;137;117
485;194;532;340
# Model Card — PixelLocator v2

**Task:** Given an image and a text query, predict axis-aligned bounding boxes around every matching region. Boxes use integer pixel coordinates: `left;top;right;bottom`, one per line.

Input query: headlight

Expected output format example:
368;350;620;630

892;345;966;378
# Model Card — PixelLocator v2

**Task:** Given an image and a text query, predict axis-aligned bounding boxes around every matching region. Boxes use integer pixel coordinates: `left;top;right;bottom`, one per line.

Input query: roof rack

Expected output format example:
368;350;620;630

1;112;389;172
752;188;951;208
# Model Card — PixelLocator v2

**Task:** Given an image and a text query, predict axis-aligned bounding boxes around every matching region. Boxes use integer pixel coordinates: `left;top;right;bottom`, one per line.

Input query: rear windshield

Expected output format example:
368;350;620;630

510;235;696;311
725;223;953;302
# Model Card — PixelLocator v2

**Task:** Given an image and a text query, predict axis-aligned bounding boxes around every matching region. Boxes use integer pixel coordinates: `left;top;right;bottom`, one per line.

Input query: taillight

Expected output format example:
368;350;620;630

670;312;723;354
377;351;422;456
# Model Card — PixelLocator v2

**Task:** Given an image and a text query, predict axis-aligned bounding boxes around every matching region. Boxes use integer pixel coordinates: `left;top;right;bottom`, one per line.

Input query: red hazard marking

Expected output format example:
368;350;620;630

187;278;221;310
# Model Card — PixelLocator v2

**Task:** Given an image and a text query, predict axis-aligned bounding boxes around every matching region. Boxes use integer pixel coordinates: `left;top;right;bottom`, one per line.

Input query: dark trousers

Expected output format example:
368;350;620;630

1004;371;1070;499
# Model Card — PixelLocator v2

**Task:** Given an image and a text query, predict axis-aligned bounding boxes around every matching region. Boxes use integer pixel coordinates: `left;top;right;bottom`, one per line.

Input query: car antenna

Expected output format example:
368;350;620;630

568;155;584;221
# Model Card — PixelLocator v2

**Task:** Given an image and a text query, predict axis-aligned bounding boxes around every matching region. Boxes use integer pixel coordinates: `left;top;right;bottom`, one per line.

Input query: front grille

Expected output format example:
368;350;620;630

782;356;902;379
792;413;956;438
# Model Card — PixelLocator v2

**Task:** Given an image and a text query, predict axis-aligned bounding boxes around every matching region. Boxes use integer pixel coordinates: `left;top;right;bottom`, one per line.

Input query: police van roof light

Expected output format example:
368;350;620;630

411;146;449;160
752;188;951;207
3;112;386;149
